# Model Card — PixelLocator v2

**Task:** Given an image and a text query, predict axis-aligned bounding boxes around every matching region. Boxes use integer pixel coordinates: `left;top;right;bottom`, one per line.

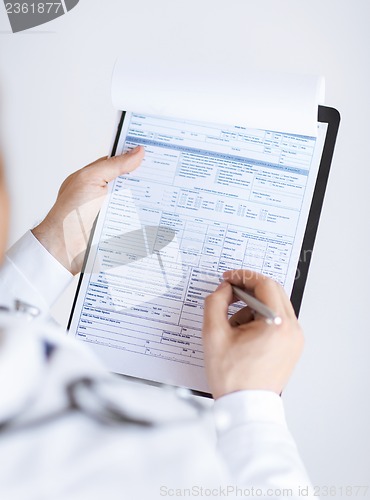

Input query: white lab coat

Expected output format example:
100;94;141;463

0;231;316;500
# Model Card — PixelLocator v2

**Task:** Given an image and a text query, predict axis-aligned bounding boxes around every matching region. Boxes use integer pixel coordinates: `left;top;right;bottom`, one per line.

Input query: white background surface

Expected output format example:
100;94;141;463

1;0;369;492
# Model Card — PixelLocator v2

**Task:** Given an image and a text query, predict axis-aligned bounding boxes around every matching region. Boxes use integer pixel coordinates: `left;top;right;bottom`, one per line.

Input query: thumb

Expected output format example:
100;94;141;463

92;146;145;183
202;281;233;343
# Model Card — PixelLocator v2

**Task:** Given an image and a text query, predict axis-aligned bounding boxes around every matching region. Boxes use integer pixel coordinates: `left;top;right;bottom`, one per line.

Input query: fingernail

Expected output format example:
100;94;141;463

131;145;141;153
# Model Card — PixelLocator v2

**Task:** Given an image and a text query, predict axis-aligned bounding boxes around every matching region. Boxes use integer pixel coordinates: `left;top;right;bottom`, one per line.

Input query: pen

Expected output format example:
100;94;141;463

231;285;282;326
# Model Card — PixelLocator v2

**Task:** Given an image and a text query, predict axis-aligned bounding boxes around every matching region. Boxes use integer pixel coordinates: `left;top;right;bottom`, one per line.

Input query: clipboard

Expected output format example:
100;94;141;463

291;105;340;314
68;106;340;397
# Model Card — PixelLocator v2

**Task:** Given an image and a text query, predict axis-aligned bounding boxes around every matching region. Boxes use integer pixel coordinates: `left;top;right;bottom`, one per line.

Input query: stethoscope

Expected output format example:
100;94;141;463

0;301;207;434
0;299;41;321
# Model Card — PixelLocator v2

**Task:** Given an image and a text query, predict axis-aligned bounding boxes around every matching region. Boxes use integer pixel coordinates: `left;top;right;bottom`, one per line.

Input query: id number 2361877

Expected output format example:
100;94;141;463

5;2;62;14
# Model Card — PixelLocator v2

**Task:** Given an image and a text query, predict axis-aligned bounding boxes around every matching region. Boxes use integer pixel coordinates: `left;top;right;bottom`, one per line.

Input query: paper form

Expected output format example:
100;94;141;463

69;113;327;394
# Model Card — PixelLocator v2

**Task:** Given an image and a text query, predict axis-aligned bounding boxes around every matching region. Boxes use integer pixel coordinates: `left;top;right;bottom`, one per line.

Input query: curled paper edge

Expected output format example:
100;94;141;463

111;58;325;137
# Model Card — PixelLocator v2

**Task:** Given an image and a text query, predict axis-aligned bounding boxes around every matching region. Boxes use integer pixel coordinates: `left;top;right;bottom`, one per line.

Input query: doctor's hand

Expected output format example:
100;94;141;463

32;146;144;275
202;270;304;399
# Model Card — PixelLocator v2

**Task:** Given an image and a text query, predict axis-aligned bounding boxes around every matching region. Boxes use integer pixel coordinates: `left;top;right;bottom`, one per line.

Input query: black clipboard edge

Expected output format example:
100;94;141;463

290;106;340;316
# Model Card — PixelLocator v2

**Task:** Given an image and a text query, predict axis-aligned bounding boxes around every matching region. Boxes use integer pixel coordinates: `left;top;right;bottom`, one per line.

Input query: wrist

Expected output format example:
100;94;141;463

32;219;75;275
213;390;287;435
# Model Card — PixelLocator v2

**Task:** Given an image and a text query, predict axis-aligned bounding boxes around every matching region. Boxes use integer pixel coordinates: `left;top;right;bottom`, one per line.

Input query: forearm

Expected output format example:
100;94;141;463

214;391;317;499
0;231;73;313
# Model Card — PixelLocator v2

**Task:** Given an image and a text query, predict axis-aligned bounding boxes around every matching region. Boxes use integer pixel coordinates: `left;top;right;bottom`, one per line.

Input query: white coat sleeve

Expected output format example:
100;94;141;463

213;390;316;498
0;231;73;313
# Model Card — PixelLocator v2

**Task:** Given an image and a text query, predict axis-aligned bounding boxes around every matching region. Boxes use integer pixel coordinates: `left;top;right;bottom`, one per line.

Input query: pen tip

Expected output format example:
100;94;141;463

274;316;282;326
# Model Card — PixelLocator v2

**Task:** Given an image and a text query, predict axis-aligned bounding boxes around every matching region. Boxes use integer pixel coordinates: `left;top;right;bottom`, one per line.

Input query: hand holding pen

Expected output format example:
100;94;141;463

202;269;304;399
